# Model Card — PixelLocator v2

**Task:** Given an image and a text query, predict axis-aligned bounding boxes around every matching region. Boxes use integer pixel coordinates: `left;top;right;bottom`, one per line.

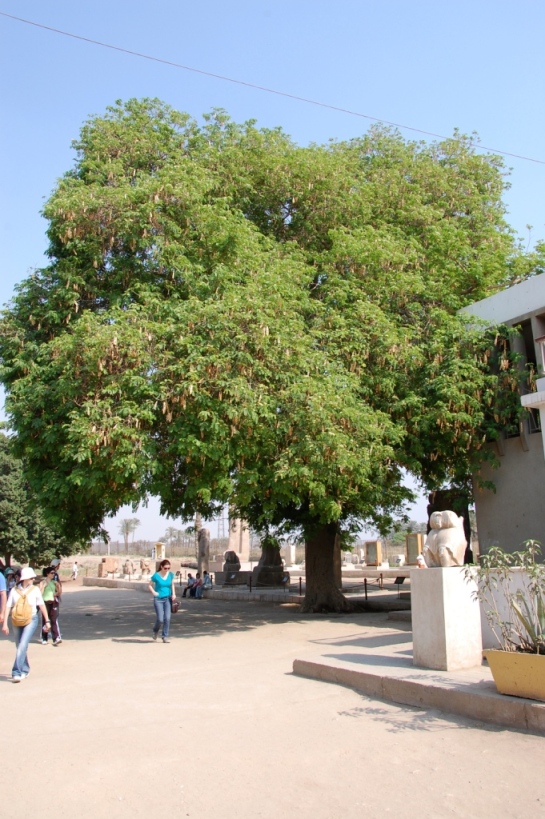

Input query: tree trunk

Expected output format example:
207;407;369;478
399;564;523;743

301;522;352;613
195;513;202;559
333;531;342;589
197;527;210;574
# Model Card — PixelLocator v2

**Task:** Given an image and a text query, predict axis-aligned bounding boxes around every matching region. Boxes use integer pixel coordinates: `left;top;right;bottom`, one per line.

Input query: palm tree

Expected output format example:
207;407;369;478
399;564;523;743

118;518;141;554
130;517;140;550
162;526;179;555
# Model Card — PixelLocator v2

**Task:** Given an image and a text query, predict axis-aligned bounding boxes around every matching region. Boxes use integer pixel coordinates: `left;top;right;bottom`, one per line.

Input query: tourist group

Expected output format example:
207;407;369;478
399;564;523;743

0;559;65;683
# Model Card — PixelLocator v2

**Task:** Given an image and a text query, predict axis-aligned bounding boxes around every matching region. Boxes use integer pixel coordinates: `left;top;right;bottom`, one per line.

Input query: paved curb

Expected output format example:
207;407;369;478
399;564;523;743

292;658;545;734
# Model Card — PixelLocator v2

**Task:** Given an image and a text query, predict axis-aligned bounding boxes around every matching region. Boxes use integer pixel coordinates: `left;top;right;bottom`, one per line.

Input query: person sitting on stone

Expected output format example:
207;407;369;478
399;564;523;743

196;571;212;598
190;573;202;598
182;573;195;598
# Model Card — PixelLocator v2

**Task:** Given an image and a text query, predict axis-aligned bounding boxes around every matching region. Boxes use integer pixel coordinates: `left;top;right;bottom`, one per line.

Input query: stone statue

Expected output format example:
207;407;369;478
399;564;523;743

223;550;241;572
140;558;151;575
228;512;250;561
251;537;287;587
98;557;118;577
123;559;135;575
422;510;467;568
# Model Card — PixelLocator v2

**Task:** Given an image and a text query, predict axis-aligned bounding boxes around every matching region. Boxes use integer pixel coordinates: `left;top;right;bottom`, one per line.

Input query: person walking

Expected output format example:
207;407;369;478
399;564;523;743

48;558;63;638
71;561;78;580
5;568;16;593
39;567;62;645
0;569;6;624
2;567;51;682
50;558;61;580
148;560;176;643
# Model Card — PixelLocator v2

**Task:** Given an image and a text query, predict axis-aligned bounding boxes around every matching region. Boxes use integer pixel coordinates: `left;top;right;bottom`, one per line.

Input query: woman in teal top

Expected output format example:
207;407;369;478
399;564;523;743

148;560;176;643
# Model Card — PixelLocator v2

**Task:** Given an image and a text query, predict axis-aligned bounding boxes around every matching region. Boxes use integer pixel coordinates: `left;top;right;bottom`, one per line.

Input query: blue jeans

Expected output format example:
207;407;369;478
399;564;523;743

12;614;39;678
153;597;171;638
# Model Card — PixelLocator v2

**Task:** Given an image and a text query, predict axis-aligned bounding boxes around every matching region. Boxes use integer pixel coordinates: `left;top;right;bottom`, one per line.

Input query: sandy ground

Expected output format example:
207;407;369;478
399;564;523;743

1;585;543;819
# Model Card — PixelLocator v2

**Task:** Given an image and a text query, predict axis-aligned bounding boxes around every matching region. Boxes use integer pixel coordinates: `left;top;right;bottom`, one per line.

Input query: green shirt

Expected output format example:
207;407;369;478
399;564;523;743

42;580;57;602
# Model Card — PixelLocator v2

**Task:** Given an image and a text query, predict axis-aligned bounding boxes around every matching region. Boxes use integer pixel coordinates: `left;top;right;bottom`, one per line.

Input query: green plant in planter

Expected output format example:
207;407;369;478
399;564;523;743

471;540;545;654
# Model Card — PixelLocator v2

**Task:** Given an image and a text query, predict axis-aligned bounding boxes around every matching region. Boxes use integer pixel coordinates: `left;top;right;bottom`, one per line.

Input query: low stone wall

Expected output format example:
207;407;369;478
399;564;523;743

82;576;301;602
343;569;411;579
83;577;150;592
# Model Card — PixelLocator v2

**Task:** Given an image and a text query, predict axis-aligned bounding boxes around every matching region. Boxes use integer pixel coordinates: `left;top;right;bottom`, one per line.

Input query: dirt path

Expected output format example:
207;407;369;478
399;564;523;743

1;587;543;818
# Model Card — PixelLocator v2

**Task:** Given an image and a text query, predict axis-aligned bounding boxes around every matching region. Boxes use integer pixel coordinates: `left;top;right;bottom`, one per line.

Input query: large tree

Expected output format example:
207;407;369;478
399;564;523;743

0;432;82;566
1;99;541;609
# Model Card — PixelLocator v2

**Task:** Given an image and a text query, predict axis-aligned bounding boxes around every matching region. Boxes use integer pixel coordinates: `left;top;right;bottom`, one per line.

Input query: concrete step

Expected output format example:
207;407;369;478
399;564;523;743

387;610;412;622
293;657;545;734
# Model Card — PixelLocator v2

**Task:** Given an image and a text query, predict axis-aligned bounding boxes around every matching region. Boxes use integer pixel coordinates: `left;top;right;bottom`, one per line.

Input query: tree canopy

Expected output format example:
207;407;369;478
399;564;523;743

0;432;82;566
1;98;541;607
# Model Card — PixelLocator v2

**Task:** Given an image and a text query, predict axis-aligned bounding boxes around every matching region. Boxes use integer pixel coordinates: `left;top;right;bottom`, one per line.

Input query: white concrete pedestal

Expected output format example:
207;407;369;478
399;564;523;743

411;568;482;671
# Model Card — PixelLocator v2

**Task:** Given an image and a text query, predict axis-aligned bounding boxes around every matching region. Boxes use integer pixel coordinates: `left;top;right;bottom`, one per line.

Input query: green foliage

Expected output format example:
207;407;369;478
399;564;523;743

381;519;428;547
1;98;542;544
0;432;30;561
0;432;83;565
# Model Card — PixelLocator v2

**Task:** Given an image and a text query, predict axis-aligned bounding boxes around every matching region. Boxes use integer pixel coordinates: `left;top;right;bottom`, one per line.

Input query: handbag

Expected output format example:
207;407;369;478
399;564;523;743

171;598;180;614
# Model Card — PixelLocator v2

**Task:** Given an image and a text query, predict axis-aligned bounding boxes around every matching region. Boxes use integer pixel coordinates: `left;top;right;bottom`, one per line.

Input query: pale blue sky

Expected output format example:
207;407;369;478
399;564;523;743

1;1;544;538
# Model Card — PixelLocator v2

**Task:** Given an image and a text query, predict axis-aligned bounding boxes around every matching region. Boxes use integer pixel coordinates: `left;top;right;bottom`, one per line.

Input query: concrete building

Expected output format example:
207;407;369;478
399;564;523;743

463;274;545;553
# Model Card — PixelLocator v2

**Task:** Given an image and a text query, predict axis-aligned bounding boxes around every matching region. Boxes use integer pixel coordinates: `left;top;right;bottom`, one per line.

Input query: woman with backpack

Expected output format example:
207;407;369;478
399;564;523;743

1;567;51;683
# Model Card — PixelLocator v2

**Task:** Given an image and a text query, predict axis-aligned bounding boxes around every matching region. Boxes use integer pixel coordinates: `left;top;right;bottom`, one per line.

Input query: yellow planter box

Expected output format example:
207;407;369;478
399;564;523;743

484;650;545;702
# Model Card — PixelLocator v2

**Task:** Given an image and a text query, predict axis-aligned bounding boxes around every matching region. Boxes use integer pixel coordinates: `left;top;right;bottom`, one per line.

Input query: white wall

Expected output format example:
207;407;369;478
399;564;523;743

479;569;531;650
473;433;545;554
462;273;545;326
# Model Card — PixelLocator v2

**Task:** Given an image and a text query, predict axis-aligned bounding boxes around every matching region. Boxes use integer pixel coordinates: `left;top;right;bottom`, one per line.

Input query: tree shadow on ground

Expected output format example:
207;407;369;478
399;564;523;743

55;587;398;642
309;631;412;649
336;699;532;736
